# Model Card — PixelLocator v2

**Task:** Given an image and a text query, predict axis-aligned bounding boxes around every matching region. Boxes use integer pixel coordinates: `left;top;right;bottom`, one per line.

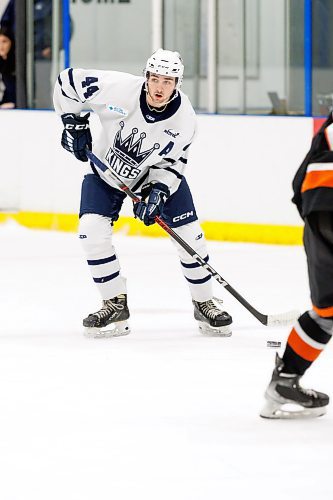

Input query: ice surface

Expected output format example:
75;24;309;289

0;221;332;500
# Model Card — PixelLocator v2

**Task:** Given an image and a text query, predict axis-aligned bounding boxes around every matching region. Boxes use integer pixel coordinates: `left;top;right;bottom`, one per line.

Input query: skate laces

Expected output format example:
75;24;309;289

297;384;318;398
92;296;125;320
280;374;319;399
197;298;224;319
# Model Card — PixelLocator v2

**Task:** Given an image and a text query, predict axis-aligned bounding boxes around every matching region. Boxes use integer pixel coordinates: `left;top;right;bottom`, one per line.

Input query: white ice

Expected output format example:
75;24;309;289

0;221;332;500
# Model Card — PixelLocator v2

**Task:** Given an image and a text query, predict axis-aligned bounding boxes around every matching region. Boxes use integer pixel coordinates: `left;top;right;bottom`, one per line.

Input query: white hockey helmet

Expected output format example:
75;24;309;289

145;48;184;89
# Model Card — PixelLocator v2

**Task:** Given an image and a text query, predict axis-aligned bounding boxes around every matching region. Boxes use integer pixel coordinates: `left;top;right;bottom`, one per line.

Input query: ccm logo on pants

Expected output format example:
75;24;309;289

173;211;194;222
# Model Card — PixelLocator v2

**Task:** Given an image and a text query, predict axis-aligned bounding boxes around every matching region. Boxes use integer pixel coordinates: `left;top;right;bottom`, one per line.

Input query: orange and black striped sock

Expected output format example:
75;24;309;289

282;311;332;375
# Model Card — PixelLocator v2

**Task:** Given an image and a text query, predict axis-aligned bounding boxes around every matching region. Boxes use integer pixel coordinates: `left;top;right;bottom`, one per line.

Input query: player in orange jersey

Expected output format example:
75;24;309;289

260;115;333;419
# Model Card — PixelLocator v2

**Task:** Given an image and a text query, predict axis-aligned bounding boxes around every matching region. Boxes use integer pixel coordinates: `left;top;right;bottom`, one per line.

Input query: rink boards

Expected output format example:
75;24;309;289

0;111;325;244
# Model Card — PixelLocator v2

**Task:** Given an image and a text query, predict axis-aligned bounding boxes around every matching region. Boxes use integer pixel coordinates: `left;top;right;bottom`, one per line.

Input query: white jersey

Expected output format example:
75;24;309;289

53;68;196;194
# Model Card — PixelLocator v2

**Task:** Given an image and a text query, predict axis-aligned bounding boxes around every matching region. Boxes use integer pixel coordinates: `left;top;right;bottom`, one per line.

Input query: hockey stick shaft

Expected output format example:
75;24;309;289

86;149;298;326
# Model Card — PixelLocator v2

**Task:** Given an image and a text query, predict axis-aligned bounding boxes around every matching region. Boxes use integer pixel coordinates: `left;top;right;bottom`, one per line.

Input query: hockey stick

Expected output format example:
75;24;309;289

86;149;299;327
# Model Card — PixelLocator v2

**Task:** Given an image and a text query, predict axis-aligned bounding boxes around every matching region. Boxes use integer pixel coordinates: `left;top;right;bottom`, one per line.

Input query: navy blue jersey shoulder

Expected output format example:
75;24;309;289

140;84;181;123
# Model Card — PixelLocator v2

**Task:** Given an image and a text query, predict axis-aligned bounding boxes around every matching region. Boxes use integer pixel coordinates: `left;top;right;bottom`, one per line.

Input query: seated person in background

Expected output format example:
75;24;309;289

1;0;54;60
0;27;15;109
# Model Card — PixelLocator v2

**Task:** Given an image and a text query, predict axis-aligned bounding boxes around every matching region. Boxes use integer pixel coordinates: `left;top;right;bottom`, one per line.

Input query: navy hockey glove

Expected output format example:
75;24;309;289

134;183;170;226
61;113;92;162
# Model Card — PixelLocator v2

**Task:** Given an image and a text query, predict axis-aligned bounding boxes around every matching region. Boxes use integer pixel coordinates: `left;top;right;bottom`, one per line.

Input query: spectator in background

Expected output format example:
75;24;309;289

0;27;15;108
1;0;52;60
1;0;54;108
34;0;52;61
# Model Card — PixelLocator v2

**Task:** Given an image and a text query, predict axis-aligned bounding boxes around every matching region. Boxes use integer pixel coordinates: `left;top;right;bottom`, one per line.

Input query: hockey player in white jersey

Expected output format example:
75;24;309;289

54;48;232;338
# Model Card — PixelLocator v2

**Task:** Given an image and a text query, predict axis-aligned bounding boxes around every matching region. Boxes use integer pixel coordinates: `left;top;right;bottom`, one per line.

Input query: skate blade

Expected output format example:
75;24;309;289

84;320;131;339
260;399;327;419
198;321;232;337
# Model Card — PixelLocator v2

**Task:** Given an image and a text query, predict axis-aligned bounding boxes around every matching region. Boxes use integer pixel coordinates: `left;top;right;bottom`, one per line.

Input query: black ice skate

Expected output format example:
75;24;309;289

193;297;232;336
83;294;130;338
260;354;329;419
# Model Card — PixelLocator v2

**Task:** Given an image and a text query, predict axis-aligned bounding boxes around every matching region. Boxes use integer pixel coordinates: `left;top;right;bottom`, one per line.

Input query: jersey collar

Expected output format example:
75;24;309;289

140;84;181;123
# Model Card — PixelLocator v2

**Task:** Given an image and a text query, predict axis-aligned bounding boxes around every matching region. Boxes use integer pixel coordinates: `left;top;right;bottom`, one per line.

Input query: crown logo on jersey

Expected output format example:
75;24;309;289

113;121;160;167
